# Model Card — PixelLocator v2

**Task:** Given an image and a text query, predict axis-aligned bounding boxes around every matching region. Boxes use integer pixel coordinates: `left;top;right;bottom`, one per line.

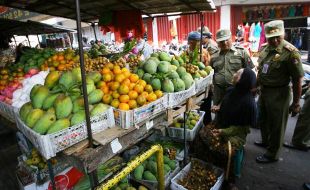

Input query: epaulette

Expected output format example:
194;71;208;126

284;44;298;52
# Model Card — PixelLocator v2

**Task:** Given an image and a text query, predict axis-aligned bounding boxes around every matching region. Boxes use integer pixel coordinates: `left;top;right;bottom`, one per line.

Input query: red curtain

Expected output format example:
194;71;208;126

230;5;243;41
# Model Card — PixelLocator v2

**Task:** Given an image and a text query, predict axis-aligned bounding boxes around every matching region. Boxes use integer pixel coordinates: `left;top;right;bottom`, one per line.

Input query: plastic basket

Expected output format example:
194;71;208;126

166;111;205;141
170;158;224;190
0;101;17;122
195;70;214;93
15;107;115;159
167;84;196;108
113;95;168;129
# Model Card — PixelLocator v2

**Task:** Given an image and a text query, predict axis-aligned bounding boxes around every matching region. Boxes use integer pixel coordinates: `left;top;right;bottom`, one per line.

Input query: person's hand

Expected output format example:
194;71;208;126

289;103;301;117
212;129;222;136
211;105;220;113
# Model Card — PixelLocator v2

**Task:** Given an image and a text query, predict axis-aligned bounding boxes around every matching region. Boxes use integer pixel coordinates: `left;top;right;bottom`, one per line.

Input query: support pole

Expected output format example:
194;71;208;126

75;0;98;188
26;35;31;47
13;36;17;46
183;111;187;167
47;160;56;190
199;13;203;62
37;35;41;48
91;22;98;41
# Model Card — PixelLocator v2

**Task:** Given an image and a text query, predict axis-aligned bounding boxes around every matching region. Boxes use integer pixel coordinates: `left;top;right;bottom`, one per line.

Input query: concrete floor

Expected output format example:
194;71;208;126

236;99;310;190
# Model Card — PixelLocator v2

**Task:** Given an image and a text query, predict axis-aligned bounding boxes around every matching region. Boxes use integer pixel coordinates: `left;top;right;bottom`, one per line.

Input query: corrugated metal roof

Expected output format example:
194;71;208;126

0;0;216;22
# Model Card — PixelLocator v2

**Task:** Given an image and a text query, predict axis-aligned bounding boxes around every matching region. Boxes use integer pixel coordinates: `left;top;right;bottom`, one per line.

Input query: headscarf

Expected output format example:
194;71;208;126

217;68;257;128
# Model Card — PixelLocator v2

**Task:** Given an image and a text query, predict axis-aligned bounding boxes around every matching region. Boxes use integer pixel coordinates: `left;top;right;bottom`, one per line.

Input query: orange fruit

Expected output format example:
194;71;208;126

134;84;144;94
101;86;109;94
136;96;146;106
102;94;113;104
144;84;153;93
112;91;120;99
103;73;113;82
119;95;130;103
129;83;136;90
57;64;66;71
58;55;65;61
113;66;122;74
147;93;157;102
154;90;163;98
52;55;58;61
129;74;139;83
141;91;149;99
123;70;131;78
121;67;129;72
118;103;130;111
118;84;129;95
111;99;120;108
115;74;125;83
102;68;110;74
128;90;138;100
137;80;147;87
128;100;137;109
107;63;114;69
122;78;131;86
110;82;120;91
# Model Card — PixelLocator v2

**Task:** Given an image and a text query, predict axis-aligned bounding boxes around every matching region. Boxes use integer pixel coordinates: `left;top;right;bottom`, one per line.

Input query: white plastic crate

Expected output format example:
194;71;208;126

113;95;168;129
0;101;17;122
15;107;115;159
167;84;196;108
170;159;224;190
195;70;214;93
167;111;205;141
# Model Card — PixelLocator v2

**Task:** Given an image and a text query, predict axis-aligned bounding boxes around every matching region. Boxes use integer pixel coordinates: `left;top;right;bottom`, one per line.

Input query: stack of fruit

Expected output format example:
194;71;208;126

19;69;109;135
25;149;57;170
98;65;163;111
111;57;126;68
127;54;142;70
135;52;195;93
133;155;176;182
110;178;148;190
45;48;78;71
88;44;109;58
171;111;200;130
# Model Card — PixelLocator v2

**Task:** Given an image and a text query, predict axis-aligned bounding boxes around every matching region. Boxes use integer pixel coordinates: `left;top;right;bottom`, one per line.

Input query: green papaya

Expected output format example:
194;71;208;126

44;71;60;89
151;78;161;90
59;71;75;91
90;103;108;117
71;110;86;126
181;73;194;89
143;171;157;181
172;78;186;92
54;94;73;119
25;109;44;128
161;79;174;93
88;89;104;104
87;72;102;83
19;102;33;122
33;112;56;135
86;78;96;95
158;52;171;62
73;97;84;113
42;93;60;110
134;165;144;180
31;86;49;109
46;118;70;134
157;61;171;74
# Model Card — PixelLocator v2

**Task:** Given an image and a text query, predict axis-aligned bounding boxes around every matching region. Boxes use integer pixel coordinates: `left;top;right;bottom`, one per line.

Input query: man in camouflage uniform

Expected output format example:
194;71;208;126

197;26;219;58
210;29;254;109
255;20;304;163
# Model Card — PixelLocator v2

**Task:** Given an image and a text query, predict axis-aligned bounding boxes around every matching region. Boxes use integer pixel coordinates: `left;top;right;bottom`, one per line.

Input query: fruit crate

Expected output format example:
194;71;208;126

195;69;214;93
167;111;205;141
15;107;115;159
0;101;17;123
167;84;196;108
170;158;224;190
113;95;168;129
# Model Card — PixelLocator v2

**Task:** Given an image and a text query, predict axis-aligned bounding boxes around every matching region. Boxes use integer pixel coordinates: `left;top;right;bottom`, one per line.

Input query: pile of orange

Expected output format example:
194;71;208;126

45;49;78;71
98;64;163;111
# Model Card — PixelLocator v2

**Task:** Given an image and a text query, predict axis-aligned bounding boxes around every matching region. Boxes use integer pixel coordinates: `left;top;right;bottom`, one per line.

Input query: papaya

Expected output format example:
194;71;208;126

88;89;104;104
176;66;187;77
46;118;70;134
136;69;144;78
90;103;108;117
87;72;102;83
170;65;177;71
143;60;157;74
148;57;160;65
44;71;60;89
19;102;33;122
86;78;96;95
181;73;194;89
134;165;144;180
32;112;56;135
31;86;49;109
142;73;153;84
151;78;161;91
72;67;82;83
168;71;179;79
150;52;159;58
157;61;171;74
59;71;75;91
30;84;43;100
73;97;85;113
42;93;60;110
161;79;174;93
143;171;157;181
54;94;73;119
172;78;186;92
71;110;86;126
158;52;171;62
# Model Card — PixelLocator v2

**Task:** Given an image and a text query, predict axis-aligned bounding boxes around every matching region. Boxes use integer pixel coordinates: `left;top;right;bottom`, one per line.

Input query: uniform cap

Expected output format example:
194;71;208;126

216;29;231;42
264;20;284;38
188;31;201;41
198;26;212;38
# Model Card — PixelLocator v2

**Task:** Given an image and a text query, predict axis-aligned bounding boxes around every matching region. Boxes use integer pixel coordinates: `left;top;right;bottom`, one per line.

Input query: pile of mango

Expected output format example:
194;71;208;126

19;68;108;135
172;111;200;130
133;155;176;182
110;177;148;190
25;149;57;169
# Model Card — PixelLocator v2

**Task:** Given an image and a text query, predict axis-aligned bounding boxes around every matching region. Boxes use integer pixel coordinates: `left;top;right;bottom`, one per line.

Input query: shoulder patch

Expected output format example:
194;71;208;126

284;44;298;52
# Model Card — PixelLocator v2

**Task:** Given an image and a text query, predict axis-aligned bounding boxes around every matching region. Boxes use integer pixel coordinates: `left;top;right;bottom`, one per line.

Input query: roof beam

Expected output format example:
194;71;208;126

176;0;200;12
116;0;152;17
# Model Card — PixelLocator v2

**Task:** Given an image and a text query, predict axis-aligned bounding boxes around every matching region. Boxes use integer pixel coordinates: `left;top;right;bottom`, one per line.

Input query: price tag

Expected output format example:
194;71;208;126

146;120;154;131
110;138;122;154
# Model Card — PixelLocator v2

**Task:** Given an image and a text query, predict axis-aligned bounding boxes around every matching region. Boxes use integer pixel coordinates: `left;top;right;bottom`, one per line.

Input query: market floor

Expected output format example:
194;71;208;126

236;99;310;190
